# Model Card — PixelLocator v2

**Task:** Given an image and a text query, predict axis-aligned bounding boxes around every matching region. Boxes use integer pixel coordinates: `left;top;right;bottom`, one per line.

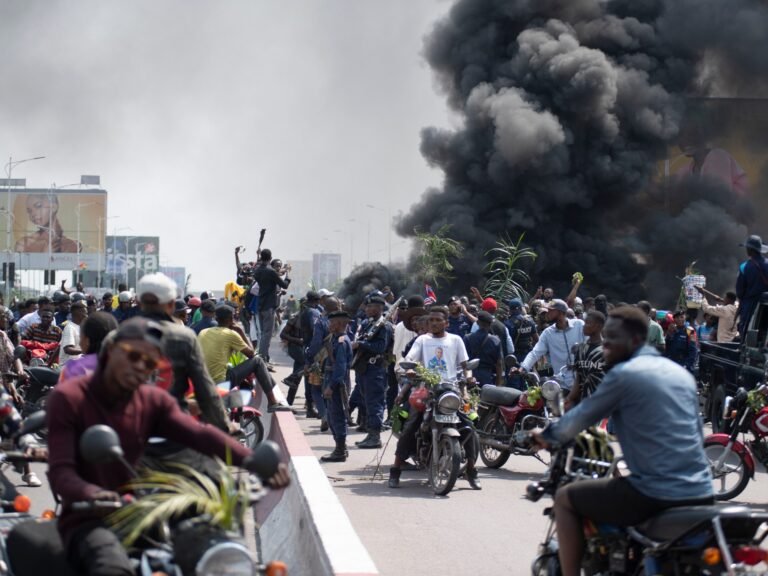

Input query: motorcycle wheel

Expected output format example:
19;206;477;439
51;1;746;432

531;554;560;576
704;440;751;501
238;411;265;450
430;436;460;496
31;393;50;441
479;413;510;469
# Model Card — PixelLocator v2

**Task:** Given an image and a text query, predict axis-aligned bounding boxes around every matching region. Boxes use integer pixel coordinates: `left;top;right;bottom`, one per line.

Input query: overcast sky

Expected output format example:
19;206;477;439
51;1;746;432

0;1;453;292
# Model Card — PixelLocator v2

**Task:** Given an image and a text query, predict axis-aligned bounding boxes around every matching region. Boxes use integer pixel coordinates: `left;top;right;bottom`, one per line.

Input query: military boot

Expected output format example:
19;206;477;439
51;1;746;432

321;440;348;463
388;467;401;488
357;431;382;449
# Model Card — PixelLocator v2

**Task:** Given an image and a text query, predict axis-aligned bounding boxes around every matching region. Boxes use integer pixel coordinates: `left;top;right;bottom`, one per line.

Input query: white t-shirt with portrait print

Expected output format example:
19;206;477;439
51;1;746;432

405;332;469;384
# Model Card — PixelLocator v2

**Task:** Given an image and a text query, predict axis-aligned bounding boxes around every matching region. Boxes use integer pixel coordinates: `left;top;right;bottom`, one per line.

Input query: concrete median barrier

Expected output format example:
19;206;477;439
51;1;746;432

248;383;379;576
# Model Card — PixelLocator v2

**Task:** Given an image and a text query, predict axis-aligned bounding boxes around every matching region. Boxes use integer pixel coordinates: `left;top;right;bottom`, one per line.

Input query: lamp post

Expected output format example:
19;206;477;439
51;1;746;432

366;203;391;266
3;155;45;302
133;241;149;288
98;216;118;289
111;227;132;291
123;236;137;289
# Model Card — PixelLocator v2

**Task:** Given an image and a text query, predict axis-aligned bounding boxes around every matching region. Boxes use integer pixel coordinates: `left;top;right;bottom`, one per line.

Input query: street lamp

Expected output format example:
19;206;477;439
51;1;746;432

110;227;132;291
123;236;137;289
133;240;149;288
3;155;45;302
366;203;391;266
98;216;118;289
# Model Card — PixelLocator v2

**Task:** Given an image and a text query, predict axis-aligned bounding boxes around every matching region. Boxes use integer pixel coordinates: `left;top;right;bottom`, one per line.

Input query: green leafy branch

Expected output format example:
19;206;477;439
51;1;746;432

414;225;463;288
483;233;537;304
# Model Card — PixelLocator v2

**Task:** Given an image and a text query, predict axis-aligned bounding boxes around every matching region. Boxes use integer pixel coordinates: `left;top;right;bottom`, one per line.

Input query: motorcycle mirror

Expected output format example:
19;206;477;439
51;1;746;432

399;361;417;371
79;425;126;465
17;411;46;438
465;358;480;371
249;440;282;481
541;380;562;401
13;346;26;361
504;355;518;369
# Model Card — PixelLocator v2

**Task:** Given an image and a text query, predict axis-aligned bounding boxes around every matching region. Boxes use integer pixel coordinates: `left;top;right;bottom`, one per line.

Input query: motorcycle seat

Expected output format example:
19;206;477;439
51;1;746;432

7;518;75;575
480;385;522;406
636;505;759;542
27;366;60;388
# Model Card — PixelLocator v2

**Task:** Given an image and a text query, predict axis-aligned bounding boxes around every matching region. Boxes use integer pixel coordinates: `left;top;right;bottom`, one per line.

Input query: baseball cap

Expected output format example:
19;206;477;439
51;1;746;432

448;295;460;304
174;299;190;314
508;298;523;309
481;298;498;313
318;288;335;297
306;290;321;301
549;299;568;313
367;295;387;306
113;317;164;350
118;291;132;303
137;273;178;304
477;311;494;324
188;297;202;308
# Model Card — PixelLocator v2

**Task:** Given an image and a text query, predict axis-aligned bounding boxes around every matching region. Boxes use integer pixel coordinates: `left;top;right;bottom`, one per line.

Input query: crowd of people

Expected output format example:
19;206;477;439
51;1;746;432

0;232;762;575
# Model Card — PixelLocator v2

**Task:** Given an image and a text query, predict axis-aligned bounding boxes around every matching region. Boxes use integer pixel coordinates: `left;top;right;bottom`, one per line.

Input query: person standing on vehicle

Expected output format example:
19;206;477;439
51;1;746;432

665;310;698;373
251;248;291;364
389;306;481;489
463;311;503;386
320;310;353;462
47;318;290;576
520;299;585;390
352;295;392;449
697;288;739;342
533;307;713;576
736;235;768;337
564;311;606;409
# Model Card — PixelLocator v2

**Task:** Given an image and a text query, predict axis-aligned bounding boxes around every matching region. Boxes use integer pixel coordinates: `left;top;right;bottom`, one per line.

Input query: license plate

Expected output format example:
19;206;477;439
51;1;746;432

434;413;459;424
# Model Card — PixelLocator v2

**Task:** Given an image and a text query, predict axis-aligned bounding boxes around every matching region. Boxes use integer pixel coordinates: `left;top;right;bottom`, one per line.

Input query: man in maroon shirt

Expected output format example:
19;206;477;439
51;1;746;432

48;318;289;576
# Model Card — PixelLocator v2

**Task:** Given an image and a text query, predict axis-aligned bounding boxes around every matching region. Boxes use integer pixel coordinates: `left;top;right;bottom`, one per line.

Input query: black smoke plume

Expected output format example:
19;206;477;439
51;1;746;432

394;0;768;306
337;263;408;312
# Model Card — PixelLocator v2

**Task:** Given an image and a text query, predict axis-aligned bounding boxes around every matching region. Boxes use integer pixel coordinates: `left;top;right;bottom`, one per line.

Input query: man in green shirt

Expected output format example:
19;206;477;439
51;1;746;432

198;305;290;412
638;300;665;353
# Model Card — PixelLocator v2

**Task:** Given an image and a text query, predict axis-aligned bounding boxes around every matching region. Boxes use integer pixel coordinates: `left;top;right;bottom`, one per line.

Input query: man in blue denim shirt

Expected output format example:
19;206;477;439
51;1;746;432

534;306;712;576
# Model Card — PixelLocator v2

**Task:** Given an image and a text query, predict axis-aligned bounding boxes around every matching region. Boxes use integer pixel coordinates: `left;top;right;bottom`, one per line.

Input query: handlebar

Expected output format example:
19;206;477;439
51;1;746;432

1;451;47;463
70;495;134;512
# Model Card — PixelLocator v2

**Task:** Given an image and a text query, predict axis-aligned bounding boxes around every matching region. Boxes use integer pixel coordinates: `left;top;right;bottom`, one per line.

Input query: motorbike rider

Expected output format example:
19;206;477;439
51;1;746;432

564;310;606;410
388;306;481;490
52;290;71;327
532;306;713;576
47;317;290;576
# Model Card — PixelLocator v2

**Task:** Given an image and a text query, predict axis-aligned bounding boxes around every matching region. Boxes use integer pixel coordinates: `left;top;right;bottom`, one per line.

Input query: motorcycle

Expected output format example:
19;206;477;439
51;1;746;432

6;425;287;576
476;357;562;469
524;428;768;575
3;347;60;441
705;383;768;501
217;381;265;450
396;359;480;496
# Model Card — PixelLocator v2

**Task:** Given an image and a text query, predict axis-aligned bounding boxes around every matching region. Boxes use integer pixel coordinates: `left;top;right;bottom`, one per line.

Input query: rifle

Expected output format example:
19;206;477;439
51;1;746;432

350;296;404;371
256;228;266;259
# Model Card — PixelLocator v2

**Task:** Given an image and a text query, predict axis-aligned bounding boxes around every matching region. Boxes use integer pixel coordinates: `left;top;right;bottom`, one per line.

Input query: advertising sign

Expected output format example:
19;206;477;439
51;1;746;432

0;188;107;270
159;266;187;292
105;236;160;289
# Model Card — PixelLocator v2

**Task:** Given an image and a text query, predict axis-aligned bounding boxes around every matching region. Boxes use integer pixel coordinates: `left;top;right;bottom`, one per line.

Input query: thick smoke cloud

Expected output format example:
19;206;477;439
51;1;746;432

337;263;408;312
394;0;767;305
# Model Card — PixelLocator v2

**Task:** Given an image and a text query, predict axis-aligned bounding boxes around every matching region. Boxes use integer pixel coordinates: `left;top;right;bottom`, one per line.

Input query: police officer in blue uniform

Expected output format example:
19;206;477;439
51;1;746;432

665;310;698;373
504;298;538;363
464;311;504;386
305;297;341;431
352;295;392;449
320;310;353;462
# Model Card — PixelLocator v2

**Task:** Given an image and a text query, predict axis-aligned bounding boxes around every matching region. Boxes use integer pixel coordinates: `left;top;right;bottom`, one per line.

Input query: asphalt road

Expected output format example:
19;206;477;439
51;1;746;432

267;346;768;576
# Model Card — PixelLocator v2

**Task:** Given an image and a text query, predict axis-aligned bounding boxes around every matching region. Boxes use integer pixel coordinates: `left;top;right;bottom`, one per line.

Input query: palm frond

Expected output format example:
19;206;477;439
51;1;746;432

413;225;463;287
106;459;248;547
483;233;538;303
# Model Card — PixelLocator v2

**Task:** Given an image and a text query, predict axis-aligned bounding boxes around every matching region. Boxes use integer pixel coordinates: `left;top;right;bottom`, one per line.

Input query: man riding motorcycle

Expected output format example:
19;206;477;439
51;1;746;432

388;306;481;490
532;306;713;576
47;318;290;576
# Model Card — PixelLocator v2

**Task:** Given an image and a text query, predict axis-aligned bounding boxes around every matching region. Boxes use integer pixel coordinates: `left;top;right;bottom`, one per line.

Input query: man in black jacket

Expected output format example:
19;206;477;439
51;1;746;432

251;249;291;363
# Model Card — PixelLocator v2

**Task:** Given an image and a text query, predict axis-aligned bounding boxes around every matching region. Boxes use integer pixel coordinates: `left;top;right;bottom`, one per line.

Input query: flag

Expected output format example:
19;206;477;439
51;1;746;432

424;283;437;305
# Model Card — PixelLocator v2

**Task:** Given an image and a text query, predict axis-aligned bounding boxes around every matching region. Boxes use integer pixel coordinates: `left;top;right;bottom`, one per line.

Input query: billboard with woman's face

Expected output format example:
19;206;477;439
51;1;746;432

0;189;107;269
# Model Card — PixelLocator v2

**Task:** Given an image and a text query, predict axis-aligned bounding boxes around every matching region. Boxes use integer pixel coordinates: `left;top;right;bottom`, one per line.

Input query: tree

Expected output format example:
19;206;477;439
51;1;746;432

484;233;537;303
414;225;463;288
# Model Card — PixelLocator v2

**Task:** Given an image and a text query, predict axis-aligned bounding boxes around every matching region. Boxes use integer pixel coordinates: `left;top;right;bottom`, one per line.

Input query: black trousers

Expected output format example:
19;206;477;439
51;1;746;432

67;521;133;576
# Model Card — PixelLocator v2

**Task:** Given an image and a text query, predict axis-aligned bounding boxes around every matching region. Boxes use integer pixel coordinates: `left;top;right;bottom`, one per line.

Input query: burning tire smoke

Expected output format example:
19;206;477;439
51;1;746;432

394;0;768;305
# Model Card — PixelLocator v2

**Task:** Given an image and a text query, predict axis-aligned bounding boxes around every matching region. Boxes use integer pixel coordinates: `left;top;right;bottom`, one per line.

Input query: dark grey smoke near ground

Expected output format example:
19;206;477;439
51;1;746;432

394;0;768;305
337;263;407;312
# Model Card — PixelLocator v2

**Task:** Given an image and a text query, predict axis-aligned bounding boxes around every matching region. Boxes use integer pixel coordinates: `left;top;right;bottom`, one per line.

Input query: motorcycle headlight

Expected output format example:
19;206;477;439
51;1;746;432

196;542;256;576
541;380;561;401
437;391;462;414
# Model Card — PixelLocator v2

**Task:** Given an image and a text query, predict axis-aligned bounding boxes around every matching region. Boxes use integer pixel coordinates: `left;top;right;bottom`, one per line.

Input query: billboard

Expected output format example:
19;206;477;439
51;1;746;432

313;253;341;289
159;266;187;292
0;188;107;270
105;236;160;289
